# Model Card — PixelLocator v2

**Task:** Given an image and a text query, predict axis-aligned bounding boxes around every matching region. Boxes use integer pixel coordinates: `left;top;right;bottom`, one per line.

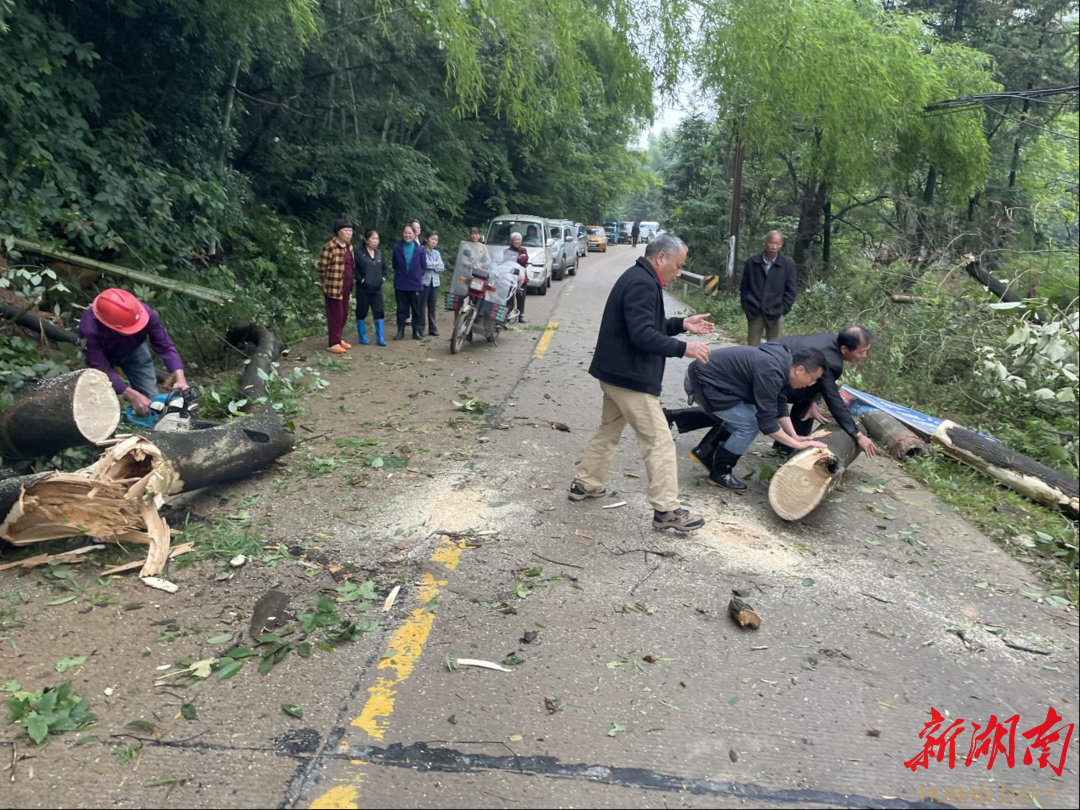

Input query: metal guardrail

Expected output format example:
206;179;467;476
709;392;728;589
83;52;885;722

680;270;705;288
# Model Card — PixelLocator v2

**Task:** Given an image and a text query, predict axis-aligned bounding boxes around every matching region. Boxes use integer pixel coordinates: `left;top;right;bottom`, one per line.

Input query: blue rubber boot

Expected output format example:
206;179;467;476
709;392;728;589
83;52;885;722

374;319;387;347
357;321;370;345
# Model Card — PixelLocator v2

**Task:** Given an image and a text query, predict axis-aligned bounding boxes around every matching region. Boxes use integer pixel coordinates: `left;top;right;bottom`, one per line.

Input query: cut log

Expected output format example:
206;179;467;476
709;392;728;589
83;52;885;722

768;429;861;521
889;294;928;304
932;420;1079;517
860;410;928;460
227;323;286;405
0;369;120;462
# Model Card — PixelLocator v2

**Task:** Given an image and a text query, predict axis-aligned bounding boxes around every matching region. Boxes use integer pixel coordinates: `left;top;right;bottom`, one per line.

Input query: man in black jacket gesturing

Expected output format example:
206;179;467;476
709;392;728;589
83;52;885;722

570;234;714;533
741;230;797;345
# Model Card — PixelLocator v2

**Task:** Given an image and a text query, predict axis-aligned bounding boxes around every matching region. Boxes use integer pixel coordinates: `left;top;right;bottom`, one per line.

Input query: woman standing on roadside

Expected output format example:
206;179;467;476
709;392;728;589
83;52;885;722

420;231;444;338
392;222;425;340
355;229;387;347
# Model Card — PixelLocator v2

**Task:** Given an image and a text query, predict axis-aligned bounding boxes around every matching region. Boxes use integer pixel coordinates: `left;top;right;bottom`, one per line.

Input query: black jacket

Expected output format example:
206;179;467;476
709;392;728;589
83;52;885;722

355;247;386;293
589;257;686;396
740;252;797;322
775;332;860;437
694;343;791;434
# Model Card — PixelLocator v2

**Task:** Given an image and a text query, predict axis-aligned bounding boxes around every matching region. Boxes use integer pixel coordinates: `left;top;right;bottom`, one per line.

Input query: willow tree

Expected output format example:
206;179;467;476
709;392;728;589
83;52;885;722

696;0;996;273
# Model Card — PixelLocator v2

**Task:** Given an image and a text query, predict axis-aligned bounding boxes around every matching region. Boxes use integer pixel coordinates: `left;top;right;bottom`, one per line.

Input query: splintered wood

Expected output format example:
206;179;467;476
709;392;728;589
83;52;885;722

0;434;178;578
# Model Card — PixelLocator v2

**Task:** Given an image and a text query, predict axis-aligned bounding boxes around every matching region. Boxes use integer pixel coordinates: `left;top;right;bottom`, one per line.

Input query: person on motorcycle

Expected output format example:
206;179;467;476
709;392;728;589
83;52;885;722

503;232;529;324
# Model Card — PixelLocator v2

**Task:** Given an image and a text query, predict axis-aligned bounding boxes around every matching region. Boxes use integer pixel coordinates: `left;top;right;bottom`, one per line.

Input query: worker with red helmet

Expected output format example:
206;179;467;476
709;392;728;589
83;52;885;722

78;288;188;416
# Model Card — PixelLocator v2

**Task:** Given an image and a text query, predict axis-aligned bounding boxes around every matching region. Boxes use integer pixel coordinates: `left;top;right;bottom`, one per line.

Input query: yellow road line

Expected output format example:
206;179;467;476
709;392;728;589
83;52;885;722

308;535;463;809
534;321;559;359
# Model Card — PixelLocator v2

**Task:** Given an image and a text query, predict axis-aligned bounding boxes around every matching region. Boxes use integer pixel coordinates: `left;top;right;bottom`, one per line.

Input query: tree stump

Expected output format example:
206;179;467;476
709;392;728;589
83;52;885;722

768;429;860;521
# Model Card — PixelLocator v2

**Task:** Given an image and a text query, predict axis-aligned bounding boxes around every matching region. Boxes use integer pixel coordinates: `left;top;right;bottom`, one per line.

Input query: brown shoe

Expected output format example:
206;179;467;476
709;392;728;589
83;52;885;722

652;508;705;532
568;481;611;502
328;344;348;355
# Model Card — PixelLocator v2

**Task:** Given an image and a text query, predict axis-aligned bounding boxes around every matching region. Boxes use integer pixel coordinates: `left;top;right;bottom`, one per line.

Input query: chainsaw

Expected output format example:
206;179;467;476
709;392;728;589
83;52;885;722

125;387;201;432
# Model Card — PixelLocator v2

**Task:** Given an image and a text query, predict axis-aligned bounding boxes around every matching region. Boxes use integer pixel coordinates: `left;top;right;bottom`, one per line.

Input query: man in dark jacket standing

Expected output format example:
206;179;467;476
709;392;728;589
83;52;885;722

570;234;715;533
689;344;827;490
740;230;797;345
631;221;641;248
774;327;877;457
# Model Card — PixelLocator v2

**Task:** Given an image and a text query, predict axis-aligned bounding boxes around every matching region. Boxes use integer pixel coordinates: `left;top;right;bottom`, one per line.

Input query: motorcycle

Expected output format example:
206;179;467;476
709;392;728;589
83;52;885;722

446;242;522;354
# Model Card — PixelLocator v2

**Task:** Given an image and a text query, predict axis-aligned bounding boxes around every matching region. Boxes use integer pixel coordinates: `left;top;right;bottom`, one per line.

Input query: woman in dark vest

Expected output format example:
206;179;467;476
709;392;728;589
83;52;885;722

354;229;387;347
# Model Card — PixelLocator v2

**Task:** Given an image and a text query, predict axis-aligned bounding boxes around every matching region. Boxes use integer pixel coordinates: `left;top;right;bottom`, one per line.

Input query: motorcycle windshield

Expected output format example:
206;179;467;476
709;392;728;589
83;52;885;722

453;241;491;296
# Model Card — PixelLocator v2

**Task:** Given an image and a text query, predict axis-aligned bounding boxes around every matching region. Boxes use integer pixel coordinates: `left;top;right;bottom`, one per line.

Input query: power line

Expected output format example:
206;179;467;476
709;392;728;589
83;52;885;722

924;84;1079;112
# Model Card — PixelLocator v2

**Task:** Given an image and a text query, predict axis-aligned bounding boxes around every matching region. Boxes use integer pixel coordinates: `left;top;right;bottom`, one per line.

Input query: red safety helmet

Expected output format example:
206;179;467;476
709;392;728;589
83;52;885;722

92;288;148;335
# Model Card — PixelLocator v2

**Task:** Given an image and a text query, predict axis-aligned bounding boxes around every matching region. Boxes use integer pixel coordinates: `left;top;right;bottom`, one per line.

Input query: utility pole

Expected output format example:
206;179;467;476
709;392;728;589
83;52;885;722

726;129;744;294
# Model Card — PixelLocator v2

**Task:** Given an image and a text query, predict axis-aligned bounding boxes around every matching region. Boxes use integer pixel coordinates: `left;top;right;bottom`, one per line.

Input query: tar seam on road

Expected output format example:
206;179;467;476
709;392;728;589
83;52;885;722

338;741;954;810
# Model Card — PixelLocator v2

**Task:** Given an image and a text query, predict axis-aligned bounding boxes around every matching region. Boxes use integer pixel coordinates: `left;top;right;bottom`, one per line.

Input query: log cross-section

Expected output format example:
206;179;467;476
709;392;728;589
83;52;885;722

768;429;861;521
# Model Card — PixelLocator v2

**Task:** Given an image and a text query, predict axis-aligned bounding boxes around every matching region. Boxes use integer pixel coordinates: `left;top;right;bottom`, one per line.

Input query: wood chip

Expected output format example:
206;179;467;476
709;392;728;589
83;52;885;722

602;501;627;509
454;658;512;672
140;576;179;594
728;597;761;630
100;543;194;577
382;584;401;612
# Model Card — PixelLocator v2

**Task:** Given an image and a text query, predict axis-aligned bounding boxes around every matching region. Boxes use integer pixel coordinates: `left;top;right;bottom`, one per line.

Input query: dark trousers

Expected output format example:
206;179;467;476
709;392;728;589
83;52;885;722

324;278;352;348
395;289;422;336
787;386;821;436
632;235;639;247
355;288;385;323
421;285;440;334
516;287;526;315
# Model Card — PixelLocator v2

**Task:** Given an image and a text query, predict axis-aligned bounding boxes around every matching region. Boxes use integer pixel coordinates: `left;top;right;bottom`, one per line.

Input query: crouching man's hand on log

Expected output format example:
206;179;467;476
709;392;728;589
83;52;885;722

856;432;877;459
123;387;152;416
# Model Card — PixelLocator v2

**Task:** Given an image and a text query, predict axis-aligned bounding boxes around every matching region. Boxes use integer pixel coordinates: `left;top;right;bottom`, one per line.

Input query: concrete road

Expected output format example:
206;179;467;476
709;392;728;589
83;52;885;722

287;245;1078;809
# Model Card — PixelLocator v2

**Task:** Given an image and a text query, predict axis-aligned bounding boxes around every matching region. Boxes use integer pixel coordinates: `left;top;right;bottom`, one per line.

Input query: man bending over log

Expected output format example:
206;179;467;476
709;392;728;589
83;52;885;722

79;288;188;416
683;345;828;490
667;326;877;469
772;326;876;458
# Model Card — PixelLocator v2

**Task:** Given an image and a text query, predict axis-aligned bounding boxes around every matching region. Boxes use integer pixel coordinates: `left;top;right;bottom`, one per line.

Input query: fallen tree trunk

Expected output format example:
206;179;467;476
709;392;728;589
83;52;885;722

227;323;286;404
0;302;80;345
2;236;234;305
889;294;927;304
0;369;120;462
769;429;861;521
932;420;1079;518
860;410;928;460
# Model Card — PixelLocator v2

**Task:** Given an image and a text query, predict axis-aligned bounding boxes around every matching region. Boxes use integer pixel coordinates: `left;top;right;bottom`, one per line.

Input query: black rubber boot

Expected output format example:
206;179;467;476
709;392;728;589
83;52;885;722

689;424;730;471
394;325;405;341
708;447;747;491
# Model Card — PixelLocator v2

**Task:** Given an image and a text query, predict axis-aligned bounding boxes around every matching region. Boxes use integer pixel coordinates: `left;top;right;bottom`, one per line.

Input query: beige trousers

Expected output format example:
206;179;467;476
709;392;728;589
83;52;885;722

747;314;783;346
575;382;680;513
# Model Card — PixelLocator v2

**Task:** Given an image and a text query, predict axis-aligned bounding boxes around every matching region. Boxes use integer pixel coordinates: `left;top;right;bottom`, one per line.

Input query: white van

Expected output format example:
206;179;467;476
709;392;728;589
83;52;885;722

485;215;553;295
639;221;660;243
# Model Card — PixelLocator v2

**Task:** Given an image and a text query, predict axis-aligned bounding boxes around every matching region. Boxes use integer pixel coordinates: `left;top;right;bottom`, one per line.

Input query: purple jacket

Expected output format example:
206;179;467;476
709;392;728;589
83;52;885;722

392;241;426;292
78;305;184;394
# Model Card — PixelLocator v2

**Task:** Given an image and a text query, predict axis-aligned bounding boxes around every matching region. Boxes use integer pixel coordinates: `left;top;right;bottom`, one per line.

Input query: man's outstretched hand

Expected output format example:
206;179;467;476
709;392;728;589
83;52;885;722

683;314;715;335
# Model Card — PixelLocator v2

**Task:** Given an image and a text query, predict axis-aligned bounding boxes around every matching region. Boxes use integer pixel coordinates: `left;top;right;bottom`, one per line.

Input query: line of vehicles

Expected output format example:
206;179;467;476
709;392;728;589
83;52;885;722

480;215;660;292
445;214;661;354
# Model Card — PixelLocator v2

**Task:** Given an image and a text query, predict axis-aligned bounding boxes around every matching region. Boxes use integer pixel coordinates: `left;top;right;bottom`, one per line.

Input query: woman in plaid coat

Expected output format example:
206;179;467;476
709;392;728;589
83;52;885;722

317;219;355;353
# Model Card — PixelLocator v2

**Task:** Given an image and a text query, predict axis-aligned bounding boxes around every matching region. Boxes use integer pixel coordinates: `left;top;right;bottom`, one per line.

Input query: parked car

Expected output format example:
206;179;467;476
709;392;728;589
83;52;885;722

603;220;619;243
618;221;634;244
586;225;608;252
484;215;552;295
575;222;588;258
638;221;660;243
548;219;579;280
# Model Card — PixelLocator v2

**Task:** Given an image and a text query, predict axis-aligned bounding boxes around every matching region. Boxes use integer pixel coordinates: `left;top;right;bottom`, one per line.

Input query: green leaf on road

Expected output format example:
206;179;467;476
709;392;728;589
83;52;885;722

55;655;87;673
282;704;304;718
606;722;627;737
